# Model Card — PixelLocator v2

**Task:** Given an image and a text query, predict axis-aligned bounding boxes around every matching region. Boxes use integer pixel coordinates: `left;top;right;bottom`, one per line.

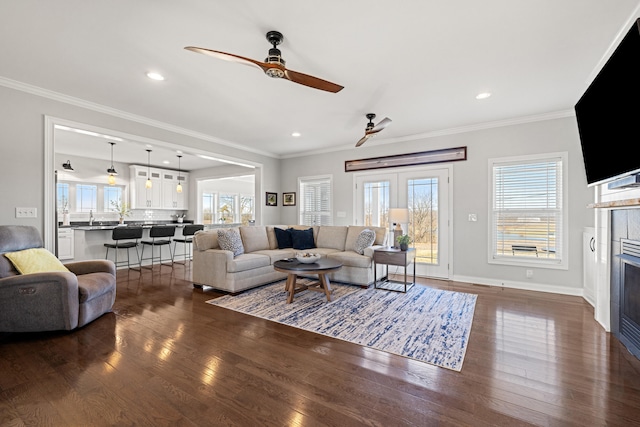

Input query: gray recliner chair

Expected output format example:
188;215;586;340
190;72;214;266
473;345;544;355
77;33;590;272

0;225;116;332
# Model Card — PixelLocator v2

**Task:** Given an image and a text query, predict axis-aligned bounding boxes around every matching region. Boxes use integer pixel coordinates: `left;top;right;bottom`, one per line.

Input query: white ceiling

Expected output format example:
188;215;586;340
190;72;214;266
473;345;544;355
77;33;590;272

2;1;640;168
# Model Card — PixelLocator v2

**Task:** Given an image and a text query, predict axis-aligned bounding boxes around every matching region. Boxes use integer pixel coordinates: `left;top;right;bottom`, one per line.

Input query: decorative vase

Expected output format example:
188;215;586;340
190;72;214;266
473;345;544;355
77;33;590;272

400;243;408;251
119;217;124;224
62;212;70;226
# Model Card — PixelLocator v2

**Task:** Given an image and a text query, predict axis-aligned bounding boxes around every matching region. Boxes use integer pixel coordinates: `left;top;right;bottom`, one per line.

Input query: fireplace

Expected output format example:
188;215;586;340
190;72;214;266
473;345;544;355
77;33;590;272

616;239;640;358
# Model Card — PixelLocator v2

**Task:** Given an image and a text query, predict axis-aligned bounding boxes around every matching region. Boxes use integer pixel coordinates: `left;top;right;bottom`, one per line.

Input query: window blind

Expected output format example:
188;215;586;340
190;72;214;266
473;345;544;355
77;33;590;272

491;157;563;263
299;176;333;226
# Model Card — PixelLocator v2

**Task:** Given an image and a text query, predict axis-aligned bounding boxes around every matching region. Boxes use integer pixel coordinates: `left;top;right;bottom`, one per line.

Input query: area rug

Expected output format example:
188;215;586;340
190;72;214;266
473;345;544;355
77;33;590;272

206;281;477;371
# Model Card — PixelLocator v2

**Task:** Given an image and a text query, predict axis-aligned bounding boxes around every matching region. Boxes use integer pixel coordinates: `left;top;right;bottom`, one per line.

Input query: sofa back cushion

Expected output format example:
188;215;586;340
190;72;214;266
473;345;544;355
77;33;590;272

193;230;220;251
316;226;349;251
239;226;270;253
0;225;44;278
345;226;387;250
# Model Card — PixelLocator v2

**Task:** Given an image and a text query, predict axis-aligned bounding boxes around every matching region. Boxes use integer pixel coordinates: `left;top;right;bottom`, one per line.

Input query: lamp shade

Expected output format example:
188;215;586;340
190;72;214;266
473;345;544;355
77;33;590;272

388;208;409;229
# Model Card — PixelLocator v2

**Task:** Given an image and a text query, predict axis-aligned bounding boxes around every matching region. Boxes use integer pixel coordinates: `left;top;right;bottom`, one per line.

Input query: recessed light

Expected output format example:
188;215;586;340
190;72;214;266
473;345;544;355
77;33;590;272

162;160;170;165
291;132;301;137
476;92;491;100
146;72;165;81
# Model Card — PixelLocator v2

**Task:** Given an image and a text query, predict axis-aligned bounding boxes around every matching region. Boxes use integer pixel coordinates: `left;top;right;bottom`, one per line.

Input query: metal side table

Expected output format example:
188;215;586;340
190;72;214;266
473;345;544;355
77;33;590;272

373;247;416;293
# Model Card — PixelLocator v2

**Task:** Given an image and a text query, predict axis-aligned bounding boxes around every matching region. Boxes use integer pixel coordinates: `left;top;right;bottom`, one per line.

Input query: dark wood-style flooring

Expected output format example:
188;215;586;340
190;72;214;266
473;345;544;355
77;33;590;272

2;262;640;426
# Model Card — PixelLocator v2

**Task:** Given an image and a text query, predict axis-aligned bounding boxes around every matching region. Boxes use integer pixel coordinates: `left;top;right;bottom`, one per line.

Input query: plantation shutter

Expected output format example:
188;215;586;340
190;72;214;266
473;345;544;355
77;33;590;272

491;156;563;264
299;176;333;226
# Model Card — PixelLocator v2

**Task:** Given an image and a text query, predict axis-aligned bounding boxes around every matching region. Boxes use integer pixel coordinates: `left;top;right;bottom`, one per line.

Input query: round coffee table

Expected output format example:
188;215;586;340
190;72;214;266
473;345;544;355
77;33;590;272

273;258;343;304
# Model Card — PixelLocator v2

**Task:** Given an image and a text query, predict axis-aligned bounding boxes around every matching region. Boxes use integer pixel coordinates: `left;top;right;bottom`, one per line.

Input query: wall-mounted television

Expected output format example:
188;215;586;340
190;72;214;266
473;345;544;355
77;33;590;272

575;18;640;187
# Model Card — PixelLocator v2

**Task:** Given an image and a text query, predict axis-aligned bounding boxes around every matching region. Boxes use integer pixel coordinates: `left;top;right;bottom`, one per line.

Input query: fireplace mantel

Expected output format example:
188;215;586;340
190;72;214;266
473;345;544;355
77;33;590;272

588;198;640;209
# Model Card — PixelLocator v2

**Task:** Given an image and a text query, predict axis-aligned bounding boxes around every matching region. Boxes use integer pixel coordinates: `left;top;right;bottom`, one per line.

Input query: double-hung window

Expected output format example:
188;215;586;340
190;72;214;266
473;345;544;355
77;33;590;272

299;175;333;226
489;152;567;269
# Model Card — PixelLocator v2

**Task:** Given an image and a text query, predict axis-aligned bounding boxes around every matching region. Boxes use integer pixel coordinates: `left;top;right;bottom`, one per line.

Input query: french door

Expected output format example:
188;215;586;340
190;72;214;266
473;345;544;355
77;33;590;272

354;166;451;279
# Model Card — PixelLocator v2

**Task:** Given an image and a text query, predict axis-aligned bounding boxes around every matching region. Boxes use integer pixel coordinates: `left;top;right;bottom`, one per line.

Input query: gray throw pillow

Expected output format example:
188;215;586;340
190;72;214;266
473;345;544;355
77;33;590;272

353;228;376;254
217;228;244;257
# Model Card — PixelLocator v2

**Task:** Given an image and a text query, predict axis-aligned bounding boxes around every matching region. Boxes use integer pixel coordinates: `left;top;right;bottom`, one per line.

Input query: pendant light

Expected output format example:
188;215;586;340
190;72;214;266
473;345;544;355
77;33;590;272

176;155;183;193
145;149;153;189
107;142;118;185
62;160;74;171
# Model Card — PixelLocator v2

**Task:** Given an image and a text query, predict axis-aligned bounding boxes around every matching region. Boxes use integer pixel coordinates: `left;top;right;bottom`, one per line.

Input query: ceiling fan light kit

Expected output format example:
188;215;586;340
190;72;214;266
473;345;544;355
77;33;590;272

185;30;343;93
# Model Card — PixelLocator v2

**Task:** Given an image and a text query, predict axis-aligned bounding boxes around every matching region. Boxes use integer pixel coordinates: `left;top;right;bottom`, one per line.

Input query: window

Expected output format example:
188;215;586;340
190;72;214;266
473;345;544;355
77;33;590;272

219;194;236;223
104;186;123;213
76;184;97;213
57;183;69;213
240;194;255;225
299;175;332;226
489;152;567;269
202;193;215;224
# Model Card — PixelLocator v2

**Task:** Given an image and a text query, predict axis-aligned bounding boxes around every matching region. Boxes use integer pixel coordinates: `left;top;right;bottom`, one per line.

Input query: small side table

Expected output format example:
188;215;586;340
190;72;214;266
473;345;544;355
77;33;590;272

373;247;416;293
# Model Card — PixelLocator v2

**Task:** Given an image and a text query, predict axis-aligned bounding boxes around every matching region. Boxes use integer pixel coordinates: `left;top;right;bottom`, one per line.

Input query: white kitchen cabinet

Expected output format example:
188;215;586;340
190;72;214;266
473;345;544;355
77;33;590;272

583;227;596;307
130;165;162;209
162;171;188;210
57;228;74;260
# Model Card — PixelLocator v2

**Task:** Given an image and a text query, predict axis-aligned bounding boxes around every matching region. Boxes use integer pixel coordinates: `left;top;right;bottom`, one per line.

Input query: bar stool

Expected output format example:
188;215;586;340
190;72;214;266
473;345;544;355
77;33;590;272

104;226;143;270
140;225;176;268
172;224;204;264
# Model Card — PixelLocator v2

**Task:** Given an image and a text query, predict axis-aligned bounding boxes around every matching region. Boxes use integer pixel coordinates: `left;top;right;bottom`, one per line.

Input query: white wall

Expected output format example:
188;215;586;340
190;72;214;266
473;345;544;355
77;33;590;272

279;116;594;294
0;85;281;234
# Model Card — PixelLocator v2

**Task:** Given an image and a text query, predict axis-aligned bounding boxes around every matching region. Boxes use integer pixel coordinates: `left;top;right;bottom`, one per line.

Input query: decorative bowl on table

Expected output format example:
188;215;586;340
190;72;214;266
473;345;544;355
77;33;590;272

295;253;321;263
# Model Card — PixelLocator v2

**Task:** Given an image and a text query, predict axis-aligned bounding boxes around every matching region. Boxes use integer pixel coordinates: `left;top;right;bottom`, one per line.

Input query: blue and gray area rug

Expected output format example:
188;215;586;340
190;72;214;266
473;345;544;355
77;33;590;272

206;281;477;371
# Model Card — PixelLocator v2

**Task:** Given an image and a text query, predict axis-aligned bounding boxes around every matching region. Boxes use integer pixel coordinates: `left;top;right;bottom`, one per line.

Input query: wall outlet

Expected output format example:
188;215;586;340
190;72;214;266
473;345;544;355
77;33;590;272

468;213;477;222
526;269;533;278
16;207;37;218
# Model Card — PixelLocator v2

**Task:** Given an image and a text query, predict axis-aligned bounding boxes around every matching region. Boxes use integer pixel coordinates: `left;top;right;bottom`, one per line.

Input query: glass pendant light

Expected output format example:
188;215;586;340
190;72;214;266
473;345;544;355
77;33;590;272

107;142;118;185
145;149;153;189
176;155;183;193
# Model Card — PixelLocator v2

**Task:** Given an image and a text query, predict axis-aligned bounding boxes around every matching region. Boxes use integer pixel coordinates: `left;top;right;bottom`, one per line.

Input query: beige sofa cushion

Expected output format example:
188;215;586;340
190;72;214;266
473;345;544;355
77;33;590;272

239;226;270;253
193;230;220;251
315;226;348;251
227;253;271;273
345;225;387;249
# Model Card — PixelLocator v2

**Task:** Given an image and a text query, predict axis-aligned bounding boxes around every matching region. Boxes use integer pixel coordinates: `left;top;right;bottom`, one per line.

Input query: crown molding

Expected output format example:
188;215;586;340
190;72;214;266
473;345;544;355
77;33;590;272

0;76;278;159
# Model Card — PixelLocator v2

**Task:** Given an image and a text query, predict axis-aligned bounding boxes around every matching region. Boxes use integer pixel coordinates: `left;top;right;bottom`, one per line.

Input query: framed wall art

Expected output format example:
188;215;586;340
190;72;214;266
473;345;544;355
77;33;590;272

283;192;296;206
266;192;277;206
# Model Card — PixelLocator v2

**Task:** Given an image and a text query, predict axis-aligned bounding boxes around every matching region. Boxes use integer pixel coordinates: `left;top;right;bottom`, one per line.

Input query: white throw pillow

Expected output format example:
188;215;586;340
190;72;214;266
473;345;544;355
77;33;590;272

217;228;244;257
353;228;376;254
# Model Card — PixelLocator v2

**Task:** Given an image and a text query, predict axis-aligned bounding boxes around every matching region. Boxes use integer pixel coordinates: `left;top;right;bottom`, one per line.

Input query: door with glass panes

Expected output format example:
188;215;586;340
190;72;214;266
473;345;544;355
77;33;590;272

355;166;450;279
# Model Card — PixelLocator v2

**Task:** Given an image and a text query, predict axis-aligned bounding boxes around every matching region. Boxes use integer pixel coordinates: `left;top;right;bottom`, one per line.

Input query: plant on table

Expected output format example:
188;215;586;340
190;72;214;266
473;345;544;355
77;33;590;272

397;234;411;250
111;199;131;221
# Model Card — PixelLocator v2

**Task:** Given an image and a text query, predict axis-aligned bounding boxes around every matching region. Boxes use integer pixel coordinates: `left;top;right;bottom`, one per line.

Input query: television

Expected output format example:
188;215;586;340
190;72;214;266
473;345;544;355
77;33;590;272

575;18;640;187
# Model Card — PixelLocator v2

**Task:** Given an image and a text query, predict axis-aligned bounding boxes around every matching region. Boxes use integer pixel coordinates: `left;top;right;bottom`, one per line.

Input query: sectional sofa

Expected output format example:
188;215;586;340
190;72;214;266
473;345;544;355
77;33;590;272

192;225;388;294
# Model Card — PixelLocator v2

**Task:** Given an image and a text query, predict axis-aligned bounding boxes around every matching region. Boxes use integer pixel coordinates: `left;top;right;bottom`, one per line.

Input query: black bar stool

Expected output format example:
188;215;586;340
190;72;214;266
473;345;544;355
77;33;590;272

104;226;143;270
140;225;176;268
172;224;204;264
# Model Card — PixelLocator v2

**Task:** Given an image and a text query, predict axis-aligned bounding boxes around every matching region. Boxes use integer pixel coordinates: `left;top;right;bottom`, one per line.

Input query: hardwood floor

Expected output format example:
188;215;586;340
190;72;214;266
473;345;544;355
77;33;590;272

2;263;640;426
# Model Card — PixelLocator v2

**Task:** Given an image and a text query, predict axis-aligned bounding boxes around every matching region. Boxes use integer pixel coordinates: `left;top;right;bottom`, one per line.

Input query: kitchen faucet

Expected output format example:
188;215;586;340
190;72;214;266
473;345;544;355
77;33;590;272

89;210;94;226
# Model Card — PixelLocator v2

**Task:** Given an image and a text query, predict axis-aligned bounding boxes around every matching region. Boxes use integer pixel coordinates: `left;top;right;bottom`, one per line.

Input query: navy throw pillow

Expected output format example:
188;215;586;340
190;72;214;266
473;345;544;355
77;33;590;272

290;228;316;250
274;227;293;249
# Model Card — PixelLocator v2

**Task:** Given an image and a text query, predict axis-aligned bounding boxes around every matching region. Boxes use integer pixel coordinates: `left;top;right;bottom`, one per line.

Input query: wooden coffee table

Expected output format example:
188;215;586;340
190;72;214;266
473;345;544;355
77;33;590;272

273;258;343;304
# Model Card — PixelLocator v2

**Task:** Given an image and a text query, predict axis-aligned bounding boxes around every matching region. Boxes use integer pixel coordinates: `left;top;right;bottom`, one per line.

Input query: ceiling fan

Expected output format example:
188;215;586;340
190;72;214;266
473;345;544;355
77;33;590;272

356;113;392;147
185;31;344;93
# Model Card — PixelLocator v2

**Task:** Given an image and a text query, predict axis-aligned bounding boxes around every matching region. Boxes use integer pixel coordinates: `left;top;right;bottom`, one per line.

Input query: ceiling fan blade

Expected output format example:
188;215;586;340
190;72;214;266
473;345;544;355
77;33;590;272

184;46;267;71
368;117;392;134
355;134;371;147
284;68;344;93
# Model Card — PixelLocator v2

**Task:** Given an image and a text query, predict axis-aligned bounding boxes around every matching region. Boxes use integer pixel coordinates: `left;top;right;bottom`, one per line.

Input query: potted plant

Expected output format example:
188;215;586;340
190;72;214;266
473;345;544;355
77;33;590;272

111;199;131;224
397;234;411;251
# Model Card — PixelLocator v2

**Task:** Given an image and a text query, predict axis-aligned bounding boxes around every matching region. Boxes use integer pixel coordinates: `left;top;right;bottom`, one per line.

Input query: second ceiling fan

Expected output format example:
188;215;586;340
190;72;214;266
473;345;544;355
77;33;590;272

185;31;344;93
356;113;392;147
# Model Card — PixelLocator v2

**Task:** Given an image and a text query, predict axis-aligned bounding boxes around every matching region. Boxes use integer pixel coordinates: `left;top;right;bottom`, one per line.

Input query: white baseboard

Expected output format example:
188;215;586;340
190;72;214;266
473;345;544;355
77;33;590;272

451;274;584;297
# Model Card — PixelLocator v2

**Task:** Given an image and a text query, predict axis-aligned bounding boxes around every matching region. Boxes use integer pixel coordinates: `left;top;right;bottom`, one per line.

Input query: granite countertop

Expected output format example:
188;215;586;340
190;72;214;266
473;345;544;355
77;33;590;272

64;220;194;231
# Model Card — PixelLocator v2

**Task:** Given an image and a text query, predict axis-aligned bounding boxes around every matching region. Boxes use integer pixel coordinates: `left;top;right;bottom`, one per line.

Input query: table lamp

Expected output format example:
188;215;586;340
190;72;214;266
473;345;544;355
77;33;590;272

388;208;409;248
